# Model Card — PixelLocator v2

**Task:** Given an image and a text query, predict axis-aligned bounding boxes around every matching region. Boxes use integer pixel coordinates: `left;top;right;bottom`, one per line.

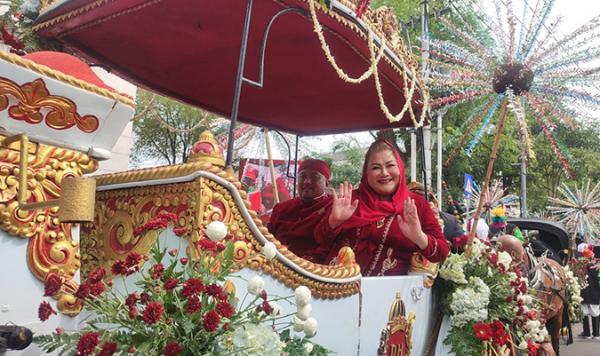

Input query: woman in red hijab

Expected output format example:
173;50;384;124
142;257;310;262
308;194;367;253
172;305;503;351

318;139;449;275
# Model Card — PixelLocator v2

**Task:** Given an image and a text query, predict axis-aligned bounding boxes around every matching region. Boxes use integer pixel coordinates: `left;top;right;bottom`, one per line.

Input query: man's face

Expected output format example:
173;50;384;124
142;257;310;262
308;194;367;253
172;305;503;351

297;168;327;201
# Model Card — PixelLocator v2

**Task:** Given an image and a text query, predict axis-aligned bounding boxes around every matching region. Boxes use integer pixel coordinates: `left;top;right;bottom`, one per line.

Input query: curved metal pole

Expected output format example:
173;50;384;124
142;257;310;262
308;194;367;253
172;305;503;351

243;7;308;88
226;0;254;167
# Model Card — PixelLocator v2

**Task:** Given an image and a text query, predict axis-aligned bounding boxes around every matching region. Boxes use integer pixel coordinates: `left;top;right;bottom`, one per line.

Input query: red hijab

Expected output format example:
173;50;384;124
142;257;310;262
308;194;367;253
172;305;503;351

342;139;410;228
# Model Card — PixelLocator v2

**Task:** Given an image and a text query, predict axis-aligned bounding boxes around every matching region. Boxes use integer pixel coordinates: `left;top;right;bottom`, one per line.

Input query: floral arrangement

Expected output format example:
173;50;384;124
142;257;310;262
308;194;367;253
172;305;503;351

437;238;545;356
35;218;328;355
564;265;584;320
0;0;61;53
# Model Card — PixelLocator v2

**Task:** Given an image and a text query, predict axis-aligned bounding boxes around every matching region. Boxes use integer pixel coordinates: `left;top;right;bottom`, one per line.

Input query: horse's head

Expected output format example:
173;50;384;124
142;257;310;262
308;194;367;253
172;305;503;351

497;234;526;270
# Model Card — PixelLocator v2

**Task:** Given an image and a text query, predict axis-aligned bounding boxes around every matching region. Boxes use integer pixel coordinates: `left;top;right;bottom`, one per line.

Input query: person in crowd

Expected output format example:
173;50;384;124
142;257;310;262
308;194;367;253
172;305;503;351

577;243;600;339
464;217;490;242
318;139;449;275
505;223;525;243
407;181;464;242
268;159;333;262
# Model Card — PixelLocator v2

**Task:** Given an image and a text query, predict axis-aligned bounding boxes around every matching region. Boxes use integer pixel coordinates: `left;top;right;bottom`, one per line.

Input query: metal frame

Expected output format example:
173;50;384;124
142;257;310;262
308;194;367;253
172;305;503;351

226;1;308;166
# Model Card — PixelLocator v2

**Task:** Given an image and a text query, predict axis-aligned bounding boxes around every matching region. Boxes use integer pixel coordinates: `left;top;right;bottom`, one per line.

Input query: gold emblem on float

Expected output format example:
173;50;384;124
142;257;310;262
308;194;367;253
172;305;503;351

378;293;416;356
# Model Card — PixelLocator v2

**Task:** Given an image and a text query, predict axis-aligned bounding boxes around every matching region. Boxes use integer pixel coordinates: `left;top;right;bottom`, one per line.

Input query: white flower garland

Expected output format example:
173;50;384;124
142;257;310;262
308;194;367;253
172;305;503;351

307;0;428;127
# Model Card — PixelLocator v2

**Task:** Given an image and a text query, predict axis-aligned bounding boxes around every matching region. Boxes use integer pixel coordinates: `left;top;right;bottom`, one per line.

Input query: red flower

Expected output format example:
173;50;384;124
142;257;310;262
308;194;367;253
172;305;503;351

142;302;164;324
182;278;204;297
111;261;128;275
452;235;468;248
216;242;226;252
473;322;493;341
140;292;151;304
168;249;178;257
151;263;165;279
180;258;189;265
38;301;57;321
76;332;100;356
186;295;202;314
127;346;137;353
164;341;182;356
491;320;509;345
173;227;188;237
260;289;268;300
87;267;107;283
128;306;138;319
216;301;235;318
206;283;223;298
125;252;143;269
75;283;91;299
55;327;64;336
164;278;179;292
519;283;528;294
487;252;498;265
203;310;221;332
527;340;540;356
198;238;217;251
44;272;63;297
89;282;105;297
98;342;118;356
217;291;229;302
261;300;273;315
125;293;140;307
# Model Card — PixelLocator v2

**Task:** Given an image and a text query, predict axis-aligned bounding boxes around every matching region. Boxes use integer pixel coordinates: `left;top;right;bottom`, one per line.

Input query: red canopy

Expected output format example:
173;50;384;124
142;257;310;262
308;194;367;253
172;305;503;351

34;0;425;135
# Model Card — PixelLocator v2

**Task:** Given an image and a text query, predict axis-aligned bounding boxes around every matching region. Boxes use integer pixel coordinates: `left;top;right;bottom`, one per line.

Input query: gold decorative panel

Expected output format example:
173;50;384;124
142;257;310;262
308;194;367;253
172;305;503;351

85;159;360;299
0;135;98;314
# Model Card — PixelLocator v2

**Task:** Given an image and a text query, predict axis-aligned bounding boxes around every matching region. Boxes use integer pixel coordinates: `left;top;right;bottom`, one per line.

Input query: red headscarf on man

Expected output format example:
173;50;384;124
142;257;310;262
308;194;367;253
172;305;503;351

341;139;410;228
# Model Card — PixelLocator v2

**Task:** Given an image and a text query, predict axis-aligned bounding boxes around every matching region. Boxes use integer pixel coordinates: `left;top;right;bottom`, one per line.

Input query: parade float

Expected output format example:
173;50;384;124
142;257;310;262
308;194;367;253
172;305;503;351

0;0;586;355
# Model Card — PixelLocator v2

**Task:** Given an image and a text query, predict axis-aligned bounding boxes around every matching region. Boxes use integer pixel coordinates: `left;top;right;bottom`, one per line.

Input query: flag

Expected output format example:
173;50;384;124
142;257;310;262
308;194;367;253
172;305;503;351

464;173;474;198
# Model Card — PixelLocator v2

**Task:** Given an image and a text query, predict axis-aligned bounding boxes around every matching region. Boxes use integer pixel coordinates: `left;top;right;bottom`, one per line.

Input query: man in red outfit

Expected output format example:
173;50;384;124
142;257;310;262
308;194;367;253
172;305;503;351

268;159;332;263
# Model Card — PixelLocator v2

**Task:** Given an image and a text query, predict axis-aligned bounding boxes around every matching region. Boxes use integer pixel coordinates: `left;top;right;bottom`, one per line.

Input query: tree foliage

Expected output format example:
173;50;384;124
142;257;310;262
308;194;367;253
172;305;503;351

131;91;217;166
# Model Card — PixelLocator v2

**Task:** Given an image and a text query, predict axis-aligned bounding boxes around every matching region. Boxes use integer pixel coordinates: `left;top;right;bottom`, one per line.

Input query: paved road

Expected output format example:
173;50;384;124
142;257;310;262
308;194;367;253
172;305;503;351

559;322;600;355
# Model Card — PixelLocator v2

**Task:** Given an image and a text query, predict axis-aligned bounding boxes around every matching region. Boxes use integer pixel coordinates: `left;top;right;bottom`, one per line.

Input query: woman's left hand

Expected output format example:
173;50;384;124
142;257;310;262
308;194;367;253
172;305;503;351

396;197;428;250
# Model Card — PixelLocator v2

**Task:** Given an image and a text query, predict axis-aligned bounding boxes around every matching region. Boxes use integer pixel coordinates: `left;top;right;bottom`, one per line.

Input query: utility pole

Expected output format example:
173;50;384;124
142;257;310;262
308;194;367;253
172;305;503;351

422;0;432;189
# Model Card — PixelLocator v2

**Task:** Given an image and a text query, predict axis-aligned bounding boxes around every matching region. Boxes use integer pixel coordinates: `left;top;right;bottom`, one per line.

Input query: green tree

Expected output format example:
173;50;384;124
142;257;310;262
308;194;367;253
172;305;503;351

317;137;365;187
131;90;217;166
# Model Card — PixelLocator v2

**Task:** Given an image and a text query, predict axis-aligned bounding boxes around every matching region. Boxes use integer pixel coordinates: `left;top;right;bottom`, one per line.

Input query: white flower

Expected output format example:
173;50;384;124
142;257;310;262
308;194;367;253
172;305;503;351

303;342;314;354
293;316;305;332
519;341;527;349
439;253;468;284
296;304;312;320
295;286;312;306
470;238;484;259
225;323;285;355
269;301;281;316
262;242;277;260
497;251;512;270
448;276;490;327
303;317;318;337
526;319;541;331
206;221;228;241
247;276;265;295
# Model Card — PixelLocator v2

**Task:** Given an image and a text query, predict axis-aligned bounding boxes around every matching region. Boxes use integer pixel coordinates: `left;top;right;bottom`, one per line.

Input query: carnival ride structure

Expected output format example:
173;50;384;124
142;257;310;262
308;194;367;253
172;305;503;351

0;0;444;355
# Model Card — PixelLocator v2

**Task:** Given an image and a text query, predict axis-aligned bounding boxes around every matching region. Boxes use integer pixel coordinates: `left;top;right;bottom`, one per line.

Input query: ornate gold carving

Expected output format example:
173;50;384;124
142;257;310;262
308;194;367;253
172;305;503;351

409;253;439;289
0;77;100;133
0;135;97;315
378;293;416;356
187;130;225;167
0;49;134;108
86;157;360;299
58;177;96;222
